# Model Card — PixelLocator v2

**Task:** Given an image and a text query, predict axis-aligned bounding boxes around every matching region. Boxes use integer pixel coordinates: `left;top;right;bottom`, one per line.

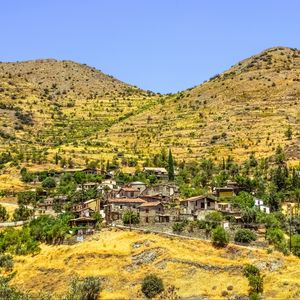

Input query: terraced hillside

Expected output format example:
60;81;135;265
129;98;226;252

0;59;158;163
1;47;300;168
11;229;300;299
105;47;300;161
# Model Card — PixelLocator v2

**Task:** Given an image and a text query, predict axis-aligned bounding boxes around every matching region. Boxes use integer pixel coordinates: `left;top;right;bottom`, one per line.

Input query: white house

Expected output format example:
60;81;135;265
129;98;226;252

254;198;270;214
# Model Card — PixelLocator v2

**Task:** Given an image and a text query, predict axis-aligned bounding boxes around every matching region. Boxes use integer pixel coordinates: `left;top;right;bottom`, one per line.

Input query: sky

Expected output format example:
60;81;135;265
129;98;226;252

1;0;300;93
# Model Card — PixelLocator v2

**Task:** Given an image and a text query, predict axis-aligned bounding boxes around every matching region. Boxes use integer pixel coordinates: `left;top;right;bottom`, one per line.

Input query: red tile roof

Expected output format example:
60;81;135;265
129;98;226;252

108;198;146;204
139;201;162;207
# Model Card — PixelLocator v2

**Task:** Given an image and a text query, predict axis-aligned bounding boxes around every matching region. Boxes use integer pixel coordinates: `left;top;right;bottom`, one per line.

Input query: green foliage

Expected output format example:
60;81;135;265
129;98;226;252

243;264;264;296
29;214;73;245
172;222;186;233
122;210;139;225
13;205;34;221
234;229;257;244
168;149;175;181
291;234;300;257
17;191;36;206
258;213;280;229
0;205;9;222
62;276;101;300
265;228;285;245
0;227;40;255
211;226;229;247
0;254;13;271
232;192;254;209
42;177;56;189
0;272;33;300
141;274;164;298
285;126;292;140
205;211;223;227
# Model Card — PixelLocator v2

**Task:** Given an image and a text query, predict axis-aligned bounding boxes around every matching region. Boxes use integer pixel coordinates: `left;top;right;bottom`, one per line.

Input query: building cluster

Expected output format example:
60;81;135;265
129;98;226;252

36;167;270;231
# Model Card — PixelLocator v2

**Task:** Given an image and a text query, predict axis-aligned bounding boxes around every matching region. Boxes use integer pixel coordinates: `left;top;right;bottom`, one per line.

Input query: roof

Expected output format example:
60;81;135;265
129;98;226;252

120;187;139;192
139;202;162;208
84;199;98;204
70;217;96;222
143;167;168;174
128;181;146;185
181;195;216;203
109;198;146;204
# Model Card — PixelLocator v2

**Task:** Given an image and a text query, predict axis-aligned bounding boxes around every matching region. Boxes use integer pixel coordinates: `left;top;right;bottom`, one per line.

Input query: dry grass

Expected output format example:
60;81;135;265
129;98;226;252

10;229;300;299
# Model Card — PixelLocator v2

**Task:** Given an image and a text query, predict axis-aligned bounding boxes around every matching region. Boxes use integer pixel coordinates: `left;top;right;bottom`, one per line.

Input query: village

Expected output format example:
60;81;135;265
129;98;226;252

30;165;275;242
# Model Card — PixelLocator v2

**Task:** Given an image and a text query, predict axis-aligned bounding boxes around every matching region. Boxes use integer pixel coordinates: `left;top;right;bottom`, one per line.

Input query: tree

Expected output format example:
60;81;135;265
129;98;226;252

243;264;264;296
234;229;257;244
0;205;9;222
285;126;292;140
291;234;300;257
62;276;101;300
168;149;175;181
141;274;164;298
42;177;56;189
122;210;139;225
13;205;34;221
205;211;223;228
211;226;229;247
275;146;285;165
232;192;254;209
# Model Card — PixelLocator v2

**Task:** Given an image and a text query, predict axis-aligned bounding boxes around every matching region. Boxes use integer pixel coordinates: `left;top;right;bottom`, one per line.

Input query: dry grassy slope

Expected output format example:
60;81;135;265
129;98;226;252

105;47;300;161
0;59;158;157
11;229;300;299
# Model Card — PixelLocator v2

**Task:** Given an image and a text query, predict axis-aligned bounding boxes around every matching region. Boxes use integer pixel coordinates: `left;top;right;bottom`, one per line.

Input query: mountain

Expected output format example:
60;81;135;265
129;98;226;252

1;47;300;167
104;47;300;161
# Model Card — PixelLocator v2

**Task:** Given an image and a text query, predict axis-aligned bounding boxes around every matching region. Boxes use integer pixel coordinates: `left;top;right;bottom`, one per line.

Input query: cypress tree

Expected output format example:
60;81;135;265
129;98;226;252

168;149;174;181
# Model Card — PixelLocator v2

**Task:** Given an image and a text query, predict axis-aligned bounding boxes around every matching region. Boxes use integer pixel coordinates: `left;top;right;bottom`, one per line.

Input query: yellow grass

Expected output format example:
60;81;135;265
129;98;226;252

10;229;300;299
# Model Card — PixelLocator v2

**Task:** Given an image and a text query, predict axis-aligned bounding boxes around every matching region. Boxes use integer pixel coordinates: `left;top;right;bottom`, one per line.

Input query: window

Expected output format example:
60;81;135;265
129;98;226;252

145;216;149;223
200;202;205;209
146;209;149;213
120;205;123;209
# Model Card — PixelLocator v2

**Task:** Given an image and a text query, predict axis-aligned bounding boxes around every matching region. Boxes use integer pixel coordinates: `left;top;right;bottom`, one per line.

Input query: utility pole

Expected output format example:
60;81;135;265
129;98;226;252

288;206;292;252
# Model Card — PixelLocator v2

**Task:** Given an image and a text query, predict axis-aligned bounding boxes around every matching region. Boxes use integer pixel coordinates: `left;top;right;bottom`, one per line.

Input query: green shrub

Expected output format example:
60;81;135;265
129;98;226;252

243;264;264;296
42;177;56;189
62;276;101;300
141;274;164;298
234;229;257;244
0;254;13;271
291;234;300;257
212;226;229;247
172;222;186;233
122;210;139;225
0;205;9;222
265;228;285;245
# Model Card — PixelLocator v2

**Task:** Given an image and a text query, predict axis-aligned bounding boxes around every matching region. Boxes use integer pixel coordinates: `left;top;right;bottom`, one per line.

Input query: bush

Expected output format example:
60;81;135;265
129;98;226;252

13;205;34;221
42;177;56;189
0;205;9;222
234;229;257;244
212;226;229;247
243;264;264;296
0;254;13;271
205;211;223;228
172;222;186;233
62;276;101;300
122;210;139;225
141;274;164;298
265;228;285;245
291;234;300;257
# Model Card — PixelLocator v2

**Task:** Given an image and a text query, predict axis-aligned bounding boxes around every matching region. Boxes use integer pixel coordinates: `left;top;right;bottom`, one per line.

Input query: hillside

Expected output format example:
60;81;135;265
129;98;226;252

10;229;300;299
1;47;300;172
105;47;300;161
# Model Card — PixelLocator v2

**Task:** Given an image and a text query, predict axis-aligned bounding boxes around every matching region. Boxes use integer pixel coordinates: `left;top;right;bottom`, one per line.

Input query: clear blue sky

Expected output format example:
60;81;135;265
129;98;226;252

1;0;299;93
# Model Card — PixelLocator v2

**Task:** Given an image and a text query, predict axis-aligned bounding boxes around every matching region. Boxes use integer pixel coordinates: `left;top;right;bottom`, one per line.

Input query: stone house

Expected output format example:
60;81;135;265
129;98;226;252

180;195;217;220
